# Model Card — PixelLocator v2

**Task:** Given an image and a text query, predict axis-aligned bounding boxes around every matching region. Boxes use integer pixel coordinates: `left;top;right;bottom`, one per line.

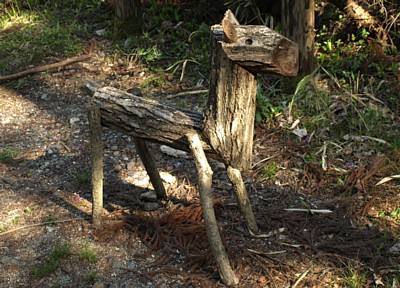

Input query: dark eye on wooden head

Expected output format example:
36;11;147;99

245;38;253;45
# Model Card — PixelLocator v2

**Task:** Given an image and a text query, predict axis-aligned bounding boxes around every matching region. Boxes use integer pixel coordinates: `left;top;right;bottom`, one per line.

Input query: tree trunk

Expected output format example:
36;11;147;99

114;0;142;38
281;0;315;75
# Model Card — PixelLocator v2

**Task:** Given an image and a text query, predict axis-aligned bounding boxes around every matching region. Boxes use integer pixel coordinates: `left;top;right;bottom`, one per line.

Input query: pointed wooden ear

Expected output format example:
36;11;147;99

222;9;240;25
222;18;238;43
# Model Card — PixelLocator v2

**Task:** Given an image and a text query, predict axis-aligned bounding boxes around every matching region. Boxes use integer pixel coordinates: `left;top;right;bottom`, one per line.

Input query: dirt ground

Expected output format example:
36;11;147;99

0;52;399;288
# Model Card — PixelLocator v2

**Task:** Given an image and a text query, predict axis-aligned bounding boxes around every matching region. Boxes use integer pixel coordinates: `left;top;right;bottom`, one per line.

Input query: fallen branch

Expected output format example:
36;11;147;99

0;54;91;83
165;89;208;99
0;218;87;236
284;208;333;213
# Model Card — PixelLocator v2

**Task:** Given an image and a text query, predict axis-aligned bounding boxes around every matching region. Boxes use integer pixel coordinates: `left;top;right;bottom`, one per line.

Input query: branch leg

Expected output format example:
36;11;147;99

187;132;239;286
88;107;104;228
227;166;259;234
133;139;167;199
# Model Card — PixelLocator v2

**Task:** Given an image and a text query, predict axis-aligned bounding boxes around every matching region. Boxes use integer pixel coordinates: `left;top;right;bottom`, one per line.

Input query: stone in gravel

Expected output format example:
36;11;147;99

127;262;136;270
140;190;157;202
69;117;80;125
389;243;400;254
160;145;187;158
111;145;119;151
212;161;226;171
45;226;56;233
92;282;106;288
159;172;176;184
126;161;136;170
114;164;122;171
143;202;160;211
113;260;122;269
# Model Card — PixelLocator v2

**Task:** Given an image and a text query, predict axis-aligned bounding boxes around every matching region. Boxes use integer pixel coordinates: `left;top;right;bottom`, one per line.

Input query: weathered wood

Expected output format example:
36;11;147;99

227;166;259;234
89;86;221;161
88;107;104;228
187;132;239;286
133;139;167;199
211;24;298;76
203;33;258;171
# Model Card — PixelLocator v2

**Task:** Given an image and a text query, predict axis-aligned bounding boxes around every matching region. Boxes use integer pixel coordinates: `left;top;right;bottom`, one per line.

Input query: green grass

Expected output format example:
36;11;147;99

32;243;71;278
259;161;279;182
79;241;97;263
342;268;368;288
0;1;92;75
75;170;91;184
0;148;19;164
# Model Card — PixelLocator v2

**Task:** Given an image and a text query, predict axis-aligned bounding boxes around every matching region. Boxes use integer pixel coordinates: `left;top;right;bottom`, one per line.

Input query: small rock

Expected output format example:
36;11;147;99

113;260;121;269
110;145;119;151
389;243;400;254
93;282;106;288
127;161;136;170
140;190;157;202
127;262;136;270
40;93;48;100
69;117;80;125
144;202;160;211
160;172;176;184
160;145;187;158
173;160;183;170
45;226;56;233
95;29;106;36
114;164;122;171
212;161;225;171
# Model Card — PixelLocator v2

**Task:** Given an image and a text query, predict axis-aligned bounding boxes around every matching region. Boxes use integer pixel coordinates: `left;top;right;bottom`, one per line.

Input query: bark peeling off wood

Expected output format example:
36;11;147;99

90;86;220;160
204;38;257;171
211;25;298;76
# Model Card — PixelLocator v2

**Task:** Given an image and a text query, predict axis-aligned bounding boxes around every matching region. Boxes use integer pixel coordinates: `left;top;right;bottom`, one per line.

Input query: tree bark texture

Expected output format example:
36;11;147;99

114;0;142;38
211;24;299;76
281;0;315;74
203;42;256;171
88;107;104;228
203;23;298;171
227;166;259;234
133;139;167;199
90;86;220;160
187;132;239;286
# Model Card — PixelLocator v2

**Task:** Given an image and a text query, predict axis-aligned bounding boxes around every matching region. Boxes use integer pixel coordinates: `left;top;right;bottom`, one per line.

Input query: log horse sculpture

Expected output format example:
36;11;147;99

86;10;298;285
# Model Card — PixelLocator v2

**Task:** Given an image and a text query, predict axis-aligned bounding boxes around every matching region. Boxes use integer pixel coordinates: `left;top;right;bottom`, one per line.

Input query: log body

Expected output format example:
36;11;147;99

90;86;220;160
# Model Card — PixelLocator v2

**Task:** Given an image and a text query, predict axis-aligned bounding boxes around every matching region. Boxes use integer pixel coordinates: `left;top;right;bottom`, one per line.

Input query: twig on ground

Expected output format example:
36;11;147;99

292;269;309;288
0;54;91;83
0;218;87;236
284;208;332;213
165;89;208;99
